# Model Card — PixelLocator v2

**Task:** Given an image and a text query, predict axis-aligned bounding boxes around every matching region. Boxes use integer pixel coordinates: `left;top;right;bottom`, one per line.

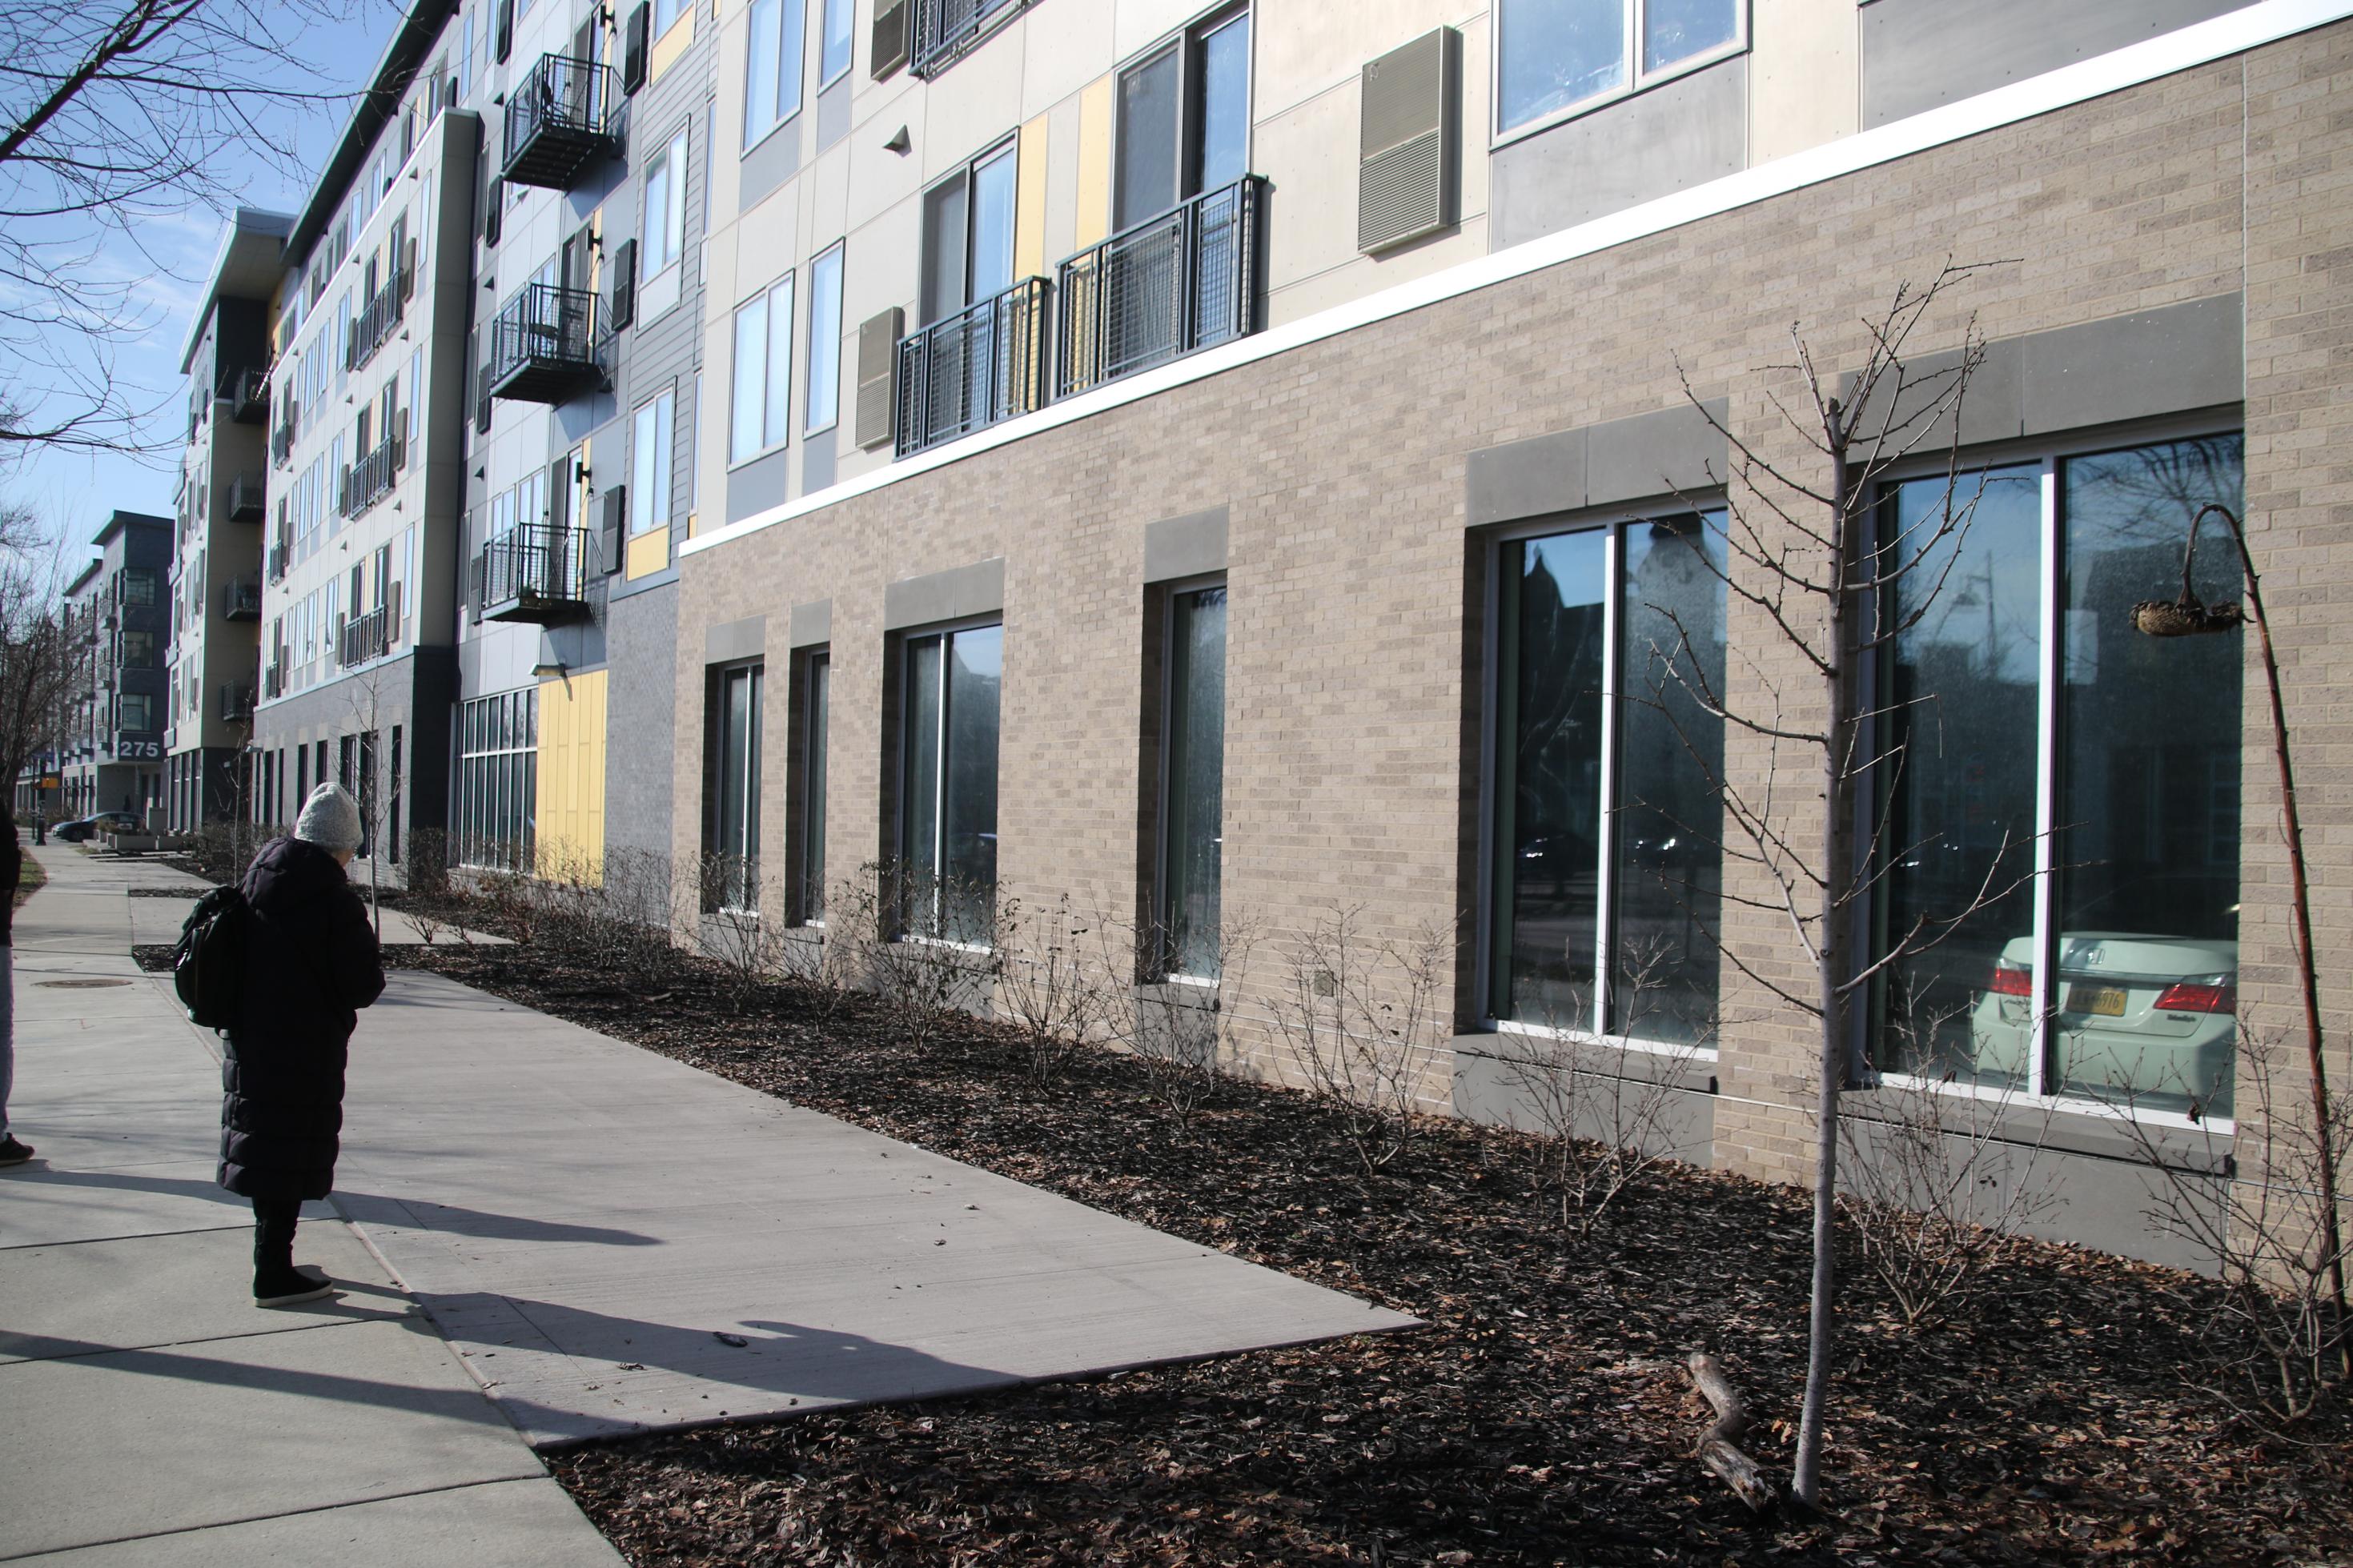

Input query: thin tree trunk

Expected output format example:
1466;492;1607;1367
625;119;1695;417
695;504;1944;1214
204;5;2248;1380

1793;415;1857;1507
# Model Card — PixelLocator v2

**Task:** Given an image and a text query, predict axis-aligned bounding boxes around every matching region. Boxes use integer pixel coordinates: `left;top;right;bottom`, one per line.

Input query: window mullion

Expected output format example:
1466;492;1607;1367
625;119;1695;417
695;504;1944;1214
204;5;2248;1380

2029;463;2062;1098
1593;523;1623;1037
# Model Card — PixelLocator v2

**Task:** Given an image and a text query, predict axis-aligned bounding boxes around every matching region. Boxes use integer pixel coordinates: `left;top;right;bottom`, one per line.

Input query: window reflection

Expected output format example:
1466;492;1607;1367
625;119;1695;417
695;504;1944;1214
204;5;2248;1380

1163;587;1227;978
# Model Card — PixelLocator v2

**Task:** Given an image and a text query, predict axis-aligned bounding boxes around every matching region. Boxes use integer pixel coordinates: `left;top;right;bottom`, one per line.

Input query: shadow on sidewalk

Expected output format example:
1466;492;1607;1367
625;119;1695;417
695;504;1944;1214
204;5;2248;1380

338;1193;662;1248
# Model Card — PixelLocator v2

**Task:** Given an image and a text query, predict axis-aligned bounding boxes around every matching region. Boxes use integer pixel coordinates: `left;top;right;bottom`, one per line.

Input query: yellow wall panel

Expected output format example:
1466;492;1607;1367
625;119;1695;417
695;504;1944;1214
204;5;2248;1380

626;527;670;579
535;669;608;884
1074;75;1114;250
648;6;697;85
1015;115;1050;280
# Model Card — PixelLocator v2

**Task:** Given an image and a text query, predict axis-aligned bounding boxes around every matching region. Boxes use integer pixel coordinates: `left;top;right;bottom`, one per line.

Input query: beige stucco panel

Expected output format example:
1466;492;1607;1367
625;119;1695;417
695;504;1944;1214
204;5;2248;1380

846;93;930;238
843;190;922;327
1018;0;1118;119
1113;0;1213;62
1254;0;1479;120
1267;214;1492;329
923;23;1028;180
1751;0;1859;164
733;166;803;300
1041;94;1083;270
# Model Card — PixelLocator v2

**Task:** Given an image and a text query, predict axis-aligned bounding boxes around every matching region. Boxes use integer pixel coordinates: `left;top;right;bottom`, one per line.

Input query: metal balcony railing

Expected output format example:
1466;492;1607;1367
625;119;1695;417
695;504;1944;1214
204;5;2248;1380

475;523;592;624
227;471;267;523
230;367;270;425
219;684;255;723
910;0;1026;78
270;401;299;467
1056;175;1267;399
345;253;413;375
895;276;1052;458
222;579;261;622
339;429;405;518
503;54;620;190
487;283;603;403
337;605;391;668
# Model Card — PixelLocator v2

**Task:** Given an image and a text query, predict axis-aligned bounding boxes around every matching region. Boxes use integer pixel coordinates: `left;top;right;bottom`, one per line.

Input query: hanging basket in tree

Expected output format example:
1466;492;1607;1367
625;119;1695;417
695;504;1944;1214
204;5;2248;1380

2130;506;2246;638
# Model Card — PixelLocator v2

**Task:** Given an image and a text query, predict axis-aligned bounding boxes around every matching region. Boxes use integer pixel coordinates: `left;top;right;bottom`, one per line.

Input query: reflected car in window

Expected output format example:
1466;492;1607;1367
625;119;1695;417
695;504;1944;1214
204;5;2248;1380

1971;929;2237;1119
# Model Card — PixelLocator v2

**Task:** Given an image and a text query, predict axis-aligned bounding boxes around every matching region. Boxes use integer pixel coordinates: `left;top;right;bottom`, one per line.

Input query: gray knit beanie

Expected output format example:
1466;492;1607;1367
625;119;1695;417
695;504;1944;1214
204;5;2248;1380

294;783;363;853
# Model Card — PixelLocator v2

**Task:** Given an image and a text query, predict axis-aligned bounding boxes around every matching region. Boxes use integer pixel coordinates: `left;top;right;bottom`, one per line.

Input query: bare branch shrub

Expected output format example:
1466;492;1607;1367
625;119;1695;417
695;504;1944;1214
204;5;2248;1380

1097;907;1265;1134
1488;935;1711;1237
2122;1025;2351;1437
857;860;1002;1053
996;891;1112;1084
699;851;780;1003
1836;985;2058;1328
1266;905;1452;1176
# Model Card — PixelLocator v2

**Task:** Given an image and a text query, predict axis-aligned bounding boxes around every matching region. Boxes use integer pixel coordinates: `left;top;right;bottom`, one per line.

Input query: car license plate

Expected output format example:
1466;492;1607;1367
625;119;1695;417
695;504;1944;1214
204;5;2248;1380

2067;985;2127;1017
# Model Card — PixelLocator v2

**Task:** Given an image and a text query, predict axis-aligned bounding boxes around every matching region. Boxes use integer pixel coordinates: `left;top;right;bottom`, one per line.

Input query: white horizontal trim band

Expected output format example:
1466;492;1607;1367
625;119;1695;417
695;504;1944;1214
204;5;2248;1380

683;0;2346;563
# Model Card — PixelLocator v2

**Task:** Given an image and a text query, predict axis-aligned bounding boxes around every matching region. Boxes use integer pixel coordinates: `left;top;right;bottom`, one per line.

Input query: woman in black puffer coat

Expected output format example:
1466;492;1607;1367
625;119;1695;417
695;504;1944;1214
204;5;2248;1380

217;783;384;1306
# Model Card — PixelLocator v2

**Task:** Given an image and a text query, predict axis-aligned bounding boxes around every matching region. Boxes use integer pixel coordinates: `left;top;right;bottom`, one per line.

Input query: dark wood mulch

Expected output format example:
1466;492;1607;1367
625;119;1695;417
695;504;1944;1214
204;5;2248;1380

169;908;2353;1566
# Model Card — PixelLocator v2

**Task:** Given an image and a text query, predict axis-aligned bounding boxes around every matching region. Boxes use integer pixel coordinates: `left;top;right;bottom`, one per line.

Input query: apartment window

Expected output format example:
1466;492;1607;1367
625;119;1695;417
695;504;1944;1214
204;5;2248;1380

1159;585;1226;979
818;0;853;85
743;0;808;150
922;140;1017;326
1877;432;2245;1121
120;695;154;734
806;243;843;434
630;388;676;535
729;272;795;462
708;663;765;912
642;123;690;278
1114;6;1251;231
122;569;157;608
1496;0;1744;138
654;0;688;35
795;649;829;923
121;630;156;668
1488;510;1728;1049
898;624;1001;944
457;688;538;872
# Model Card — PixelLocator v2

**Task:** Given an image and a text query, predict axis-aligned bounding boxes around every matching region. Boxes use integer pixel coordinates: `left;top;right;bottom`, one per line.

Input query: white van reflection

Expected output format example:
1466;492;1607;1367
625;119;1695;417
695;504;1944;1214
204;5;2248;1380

1971;928;2236;1120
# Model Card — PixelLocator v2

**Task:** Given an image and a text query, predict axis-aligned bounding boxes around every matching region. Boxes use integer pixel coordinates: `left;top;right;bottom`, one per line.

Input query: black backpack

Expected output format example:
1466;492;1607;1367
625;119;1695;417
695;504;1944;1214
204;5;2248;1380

173;886;250;1030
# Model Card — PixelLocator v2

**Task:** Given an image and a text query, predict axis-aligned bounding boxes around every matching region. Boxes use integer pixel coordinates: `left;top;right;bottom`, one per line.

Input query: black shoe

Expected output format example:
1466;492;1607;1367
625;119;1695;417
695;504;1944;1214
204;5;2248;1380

0;1136;32;1167
254;1266;335;1308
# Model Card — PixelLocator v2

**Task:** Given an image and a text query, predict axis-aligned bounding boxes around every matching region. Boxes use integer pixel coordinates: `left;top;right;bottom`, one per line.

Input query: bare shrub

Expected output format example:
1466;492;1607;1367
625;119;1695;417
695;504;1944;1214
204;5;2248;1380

699;852;780;1003
1489;936;1711;1237
773;871;883;1022
1096;908;1264;1134
1836;986;2058;1328
858;860;1002;1053
997;892;1112;1084
2122;1025;2351;1437
1266;906;1452;1176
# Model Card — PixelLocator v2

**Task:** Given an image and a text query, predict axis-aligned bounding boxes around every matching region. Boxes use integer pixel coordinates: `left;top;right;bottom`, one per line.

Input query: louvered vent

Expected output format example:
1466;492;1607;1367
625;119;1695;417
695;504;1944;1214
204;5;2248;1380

871;0;909;80
1358;27;1458;255
855;306;904;451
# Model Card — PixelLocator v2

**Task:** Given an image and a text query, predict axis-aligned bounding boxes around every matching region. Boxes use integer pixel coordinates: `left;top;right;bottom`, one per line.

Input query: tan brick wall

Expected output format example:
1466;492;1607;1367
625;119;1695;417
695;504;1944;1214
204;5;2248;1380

671;29;2351;1205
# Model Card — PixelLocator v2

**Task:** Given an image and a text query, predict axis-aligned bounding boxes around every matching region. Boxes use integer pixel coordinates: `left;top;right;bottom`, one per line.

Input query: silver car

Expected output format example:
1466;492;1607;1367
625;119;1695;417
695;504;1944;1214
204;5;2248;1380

1971;930;2236;1118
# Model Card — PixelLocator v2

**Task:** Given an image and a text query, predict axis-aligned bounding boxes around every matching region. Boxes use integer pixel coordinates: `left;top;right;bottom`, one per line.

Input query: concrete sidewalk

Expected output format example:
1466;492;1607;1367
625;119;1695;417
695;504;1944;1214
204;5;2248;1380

2;842;1411;1558
0;847;624;1566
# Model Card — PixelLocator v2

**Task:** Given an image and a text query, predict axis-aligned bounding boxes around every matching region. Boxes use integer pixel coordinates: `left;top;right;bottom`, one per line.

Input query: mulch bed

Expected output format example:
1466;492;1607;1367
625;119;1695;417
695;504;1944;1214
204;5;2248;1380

185;903;2353;1565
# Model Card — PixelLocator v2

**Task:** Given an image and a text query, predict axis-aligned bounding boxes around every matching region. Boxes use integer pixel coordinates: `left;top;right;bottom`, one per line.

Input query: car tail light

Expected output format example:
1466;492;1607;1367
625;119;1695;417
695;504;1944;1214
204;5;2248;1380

2152;977;2235;1014
1983;964;2032;999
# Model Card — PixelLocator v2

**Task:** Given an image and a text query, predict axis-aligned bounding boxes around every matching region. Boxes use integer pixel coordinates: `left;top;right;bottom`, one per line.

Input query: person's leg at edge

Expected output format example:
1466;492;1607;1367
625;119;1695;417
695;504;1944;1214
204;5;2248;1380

0;944;26;1166
251;1196;327;1304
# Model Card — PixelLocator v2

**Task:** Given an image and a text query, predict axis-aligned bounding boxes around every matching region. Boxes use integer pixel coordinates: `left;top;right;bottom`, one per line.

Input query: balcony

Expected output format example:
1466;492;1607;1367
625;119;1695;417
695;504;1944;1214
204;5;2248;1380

222;579;261;622
1057;176;1267;399
345;255;412;375
270;402;299;467
475;524;592;624
230;367;270;425
502;54;620;190
910;0;1027;78
227;471;267;523
487;283;603;403
339;429;405;518
337;605;391;668
895;277;1052;458
219;684;255;723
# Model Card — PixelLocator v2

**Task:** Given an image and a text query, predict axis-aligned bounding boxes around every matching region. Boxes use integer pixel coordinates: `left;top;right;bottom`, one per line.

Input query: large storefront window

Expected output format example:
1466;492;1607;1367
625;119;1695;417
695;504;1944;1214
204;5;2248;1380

1488;510;1726;1046
1878;433;2244;1119
457;688;536;871
900;624;1001;944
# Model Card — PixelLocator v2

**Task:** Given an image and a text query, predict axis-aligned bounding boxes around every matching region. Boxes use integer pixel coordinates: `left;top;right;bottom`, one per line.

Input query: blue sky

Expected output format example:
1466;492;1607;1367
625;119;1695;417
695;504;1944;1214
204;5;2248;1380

6;4;409;563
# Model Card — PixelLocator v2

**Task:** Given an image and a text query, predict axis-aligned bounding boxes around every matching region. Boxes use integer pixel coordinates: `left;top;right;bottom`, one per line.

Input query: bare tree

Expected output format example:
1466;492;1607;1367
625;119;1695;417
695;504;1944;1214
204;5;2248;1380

1660;262;2011;1504
0;502;79;792
0;1;386;459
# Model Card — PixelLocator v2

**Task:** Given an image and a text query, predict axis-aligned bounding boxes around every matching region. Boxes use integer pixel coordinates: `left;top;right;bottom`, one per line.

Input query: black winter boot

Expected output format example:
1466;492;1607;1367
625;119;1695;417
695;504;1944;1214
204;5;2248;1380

251;1198;331;1307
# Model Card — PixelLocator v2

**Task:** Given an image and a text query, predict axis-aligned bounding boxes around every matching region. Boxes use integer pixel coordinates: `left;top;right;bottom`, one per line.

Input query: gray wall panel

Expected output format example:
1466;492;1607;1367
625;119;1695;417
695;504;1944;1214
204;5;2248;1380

603;581;681;898
1142;507;1229;582
789;599;832;648
1860;0;2250;128
884;557;1006;630
705;615;768;664
740;118;803;215
1467;400;1729;526
816;76;851;154
726;446;793;522
1490;57;1746;250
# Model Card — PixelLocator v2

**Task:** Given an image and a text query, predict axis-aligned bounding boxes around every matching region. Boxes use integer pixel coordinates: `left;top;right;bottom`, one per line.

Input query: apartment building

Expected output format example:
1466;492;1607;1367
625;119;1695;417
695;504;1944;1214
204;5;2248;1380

166;211;291;832
82;512;173;825
52;563;106;823
651;0;2353;1265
